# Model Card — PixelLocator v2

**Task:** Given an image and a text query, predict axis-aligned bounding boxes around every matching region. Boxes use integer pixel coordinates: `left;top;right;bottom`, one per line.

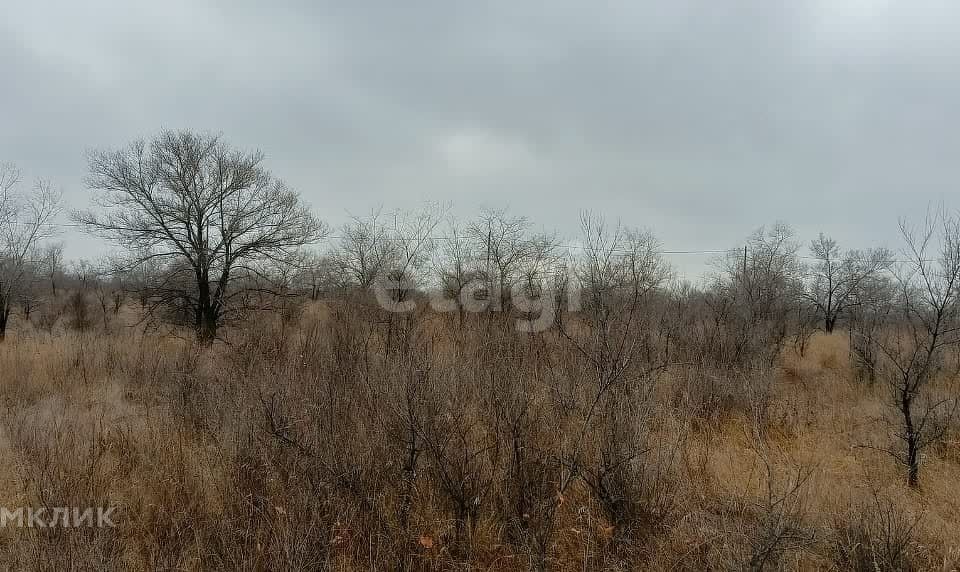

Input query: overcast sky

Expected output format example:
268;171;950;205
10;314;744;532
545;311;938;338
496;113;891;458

2;0;958;279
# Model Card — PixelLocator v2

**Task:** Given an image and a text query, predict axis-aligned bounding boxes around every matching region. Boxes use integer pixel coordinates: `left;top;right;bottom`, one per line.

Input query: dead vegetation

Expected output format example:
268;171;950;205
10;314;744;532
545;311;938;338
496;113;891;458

0;298;958;571
2;144;960;569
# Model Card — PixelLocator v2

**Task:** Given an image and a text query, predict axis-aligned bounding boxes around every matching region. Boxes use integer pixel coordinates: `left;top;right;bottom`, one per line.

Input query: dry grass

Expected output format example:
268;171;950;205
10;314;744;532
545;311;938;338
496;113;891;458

0;305;959;571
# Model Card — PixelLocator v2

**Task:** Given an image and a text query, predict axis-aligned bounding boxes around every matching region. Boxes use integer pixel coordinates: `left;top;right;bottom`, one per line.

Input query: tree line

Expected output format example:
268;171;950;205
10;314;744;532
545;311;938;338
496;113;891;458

2;129;960;489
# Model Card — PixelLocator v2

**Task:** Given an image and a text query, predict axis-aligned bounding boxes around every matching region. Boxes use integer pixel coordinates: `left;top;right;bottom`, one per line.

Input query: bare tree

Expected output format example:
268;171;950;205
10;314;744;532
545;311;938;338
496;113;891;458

790;298;820;358
708;223;802;368
377;205;444;310
295;250;340;301
805;233;892;333
0;164;61;340
517;232;561;301
332;208;398;290
42;242;64;298
19;242;66;325
875;209;960;487
555;213;674;547
468;208;534;311
370;206;444;355
433;215;479;324
848;273;895;384
75;130;327;344
87;259;125;332
66;259;95;331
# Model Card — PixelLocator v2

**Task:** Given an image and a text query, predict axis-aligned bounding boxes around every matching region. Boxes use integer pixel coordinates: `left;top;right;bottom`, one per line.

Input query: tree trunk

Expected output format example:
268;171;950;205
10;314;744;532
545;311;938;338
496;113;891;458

196;276;217;345
907;440;920;488
902;391;920;488
824;315;836;334
0;297;9;341
198;311;217;345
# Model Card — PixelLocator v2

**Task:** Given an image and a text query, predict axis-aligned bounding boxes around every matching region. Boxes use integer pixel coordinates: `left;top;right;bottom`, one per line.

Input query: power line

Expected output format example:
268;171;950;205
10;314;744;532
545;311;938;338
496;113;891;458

0;218;937;263
3;219;740;255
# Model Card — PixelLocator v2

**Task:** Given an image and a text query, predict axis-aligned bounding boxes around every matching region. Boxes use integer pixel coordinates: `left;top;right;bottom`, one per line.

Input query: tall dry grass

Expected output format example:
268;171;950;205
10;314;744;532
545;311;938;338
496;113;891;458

0;302;958;571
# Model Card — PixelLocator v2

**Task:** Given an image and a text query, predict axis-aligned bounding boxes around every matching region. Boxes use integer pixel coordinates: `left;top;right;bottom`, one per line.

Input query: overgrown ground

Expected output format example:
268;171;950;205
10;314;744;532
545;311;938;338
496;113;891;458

0;303;958;571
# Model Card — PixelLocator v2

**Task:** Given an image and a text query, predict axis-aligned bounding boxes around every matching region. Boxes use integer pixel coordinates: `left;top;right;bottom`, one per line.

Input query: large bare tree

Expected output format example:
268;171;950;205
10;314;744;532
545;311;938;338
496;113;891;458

75;130;327;343
0;163;61;340
805;233;892;333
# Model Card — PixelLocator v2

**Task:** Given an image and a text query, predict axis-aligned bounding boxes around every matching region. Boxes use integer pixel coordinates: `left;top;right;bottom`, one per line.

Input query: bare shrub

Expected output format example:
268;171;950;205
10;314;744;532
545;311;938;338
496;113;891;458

832;492;922;572
745;432;817;570
875;209;960;487
66;289;92;332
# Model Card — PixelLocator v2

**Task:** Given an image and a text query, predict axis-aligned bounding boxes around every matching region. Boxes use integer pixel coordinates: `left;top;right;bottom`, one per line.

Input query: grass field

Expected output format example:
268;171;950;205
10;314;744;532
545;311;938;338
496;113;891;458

0;303;958;571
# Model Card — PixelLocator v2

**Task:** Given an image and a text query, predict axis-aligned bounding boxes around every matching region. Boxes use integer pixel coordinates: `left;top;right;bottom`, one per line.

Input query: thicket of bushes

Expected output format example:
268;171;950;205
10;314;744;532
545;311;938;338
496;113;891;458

1;278;958;570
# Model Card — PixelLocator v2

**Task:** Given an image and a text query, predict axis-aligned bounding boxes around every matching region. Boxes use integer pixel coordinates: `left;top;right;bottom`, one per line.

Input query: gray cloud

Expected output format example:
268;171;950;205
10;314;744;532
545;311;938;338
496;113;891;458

2;0;959;278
